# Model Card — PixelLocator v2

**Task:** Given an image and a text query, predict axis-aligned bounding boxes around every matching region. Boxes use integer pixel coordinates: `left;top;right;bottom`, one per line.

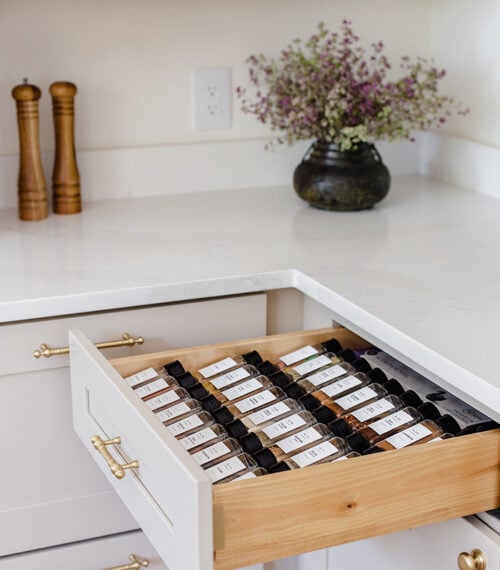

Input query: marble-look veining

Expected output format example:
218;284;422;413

0;174;499;420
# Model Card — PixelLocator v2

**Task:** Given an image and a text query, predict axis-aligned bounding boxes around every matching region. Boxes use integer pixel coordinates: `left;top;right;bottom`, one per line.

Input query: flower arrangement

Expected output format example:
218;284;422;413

237;21;468;151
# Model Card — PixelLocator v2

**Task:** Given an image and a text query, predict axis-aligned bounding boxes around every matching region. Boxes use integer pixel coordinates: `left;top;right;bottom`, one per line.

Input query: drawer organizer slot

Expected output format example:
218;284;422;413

70;327;500;570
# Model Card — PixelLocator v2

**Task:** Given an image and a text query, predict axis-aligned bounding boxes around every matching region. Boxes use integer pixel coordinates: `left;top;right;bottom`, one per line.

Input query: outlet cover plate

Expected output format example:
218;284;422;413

192;67;231;130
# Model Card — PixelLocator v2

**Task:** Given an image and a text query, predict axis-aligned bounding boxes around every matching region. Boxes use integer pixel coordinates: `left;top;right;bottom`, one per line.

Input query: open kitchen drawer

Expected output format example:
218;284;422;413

69;327;500;570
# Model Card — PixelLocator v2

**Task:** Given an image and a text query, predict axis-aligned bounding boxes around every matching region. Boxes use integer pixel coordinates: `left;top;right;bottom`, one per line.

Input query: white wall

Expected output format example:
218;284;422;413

429;0;500;148
0;0;432;156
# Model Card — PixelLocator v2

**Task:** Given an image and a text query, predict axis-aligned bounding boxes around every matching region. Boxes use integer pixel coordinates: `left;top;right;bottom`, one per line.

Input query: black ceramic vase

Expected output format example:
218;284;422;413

293;141;391;211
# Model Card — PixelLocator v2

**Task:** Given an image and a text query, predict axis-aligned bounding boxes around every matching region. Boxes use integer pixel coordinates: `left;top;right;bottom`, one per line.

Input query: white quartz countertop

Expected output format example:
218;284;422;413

1;175;499;420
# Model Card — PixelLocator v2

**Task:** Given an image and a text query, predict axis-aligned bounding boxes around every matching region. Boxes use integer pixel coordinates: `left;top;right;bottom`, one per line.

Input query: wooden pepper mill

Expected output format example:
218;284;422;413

11;80;48;221
49;81;81;214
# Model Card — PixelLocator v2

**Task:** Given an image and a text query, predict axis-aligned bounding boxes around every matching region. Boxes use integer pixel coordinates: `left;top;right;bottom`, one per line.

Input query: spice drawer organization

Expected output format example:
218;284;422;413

69;327;500;570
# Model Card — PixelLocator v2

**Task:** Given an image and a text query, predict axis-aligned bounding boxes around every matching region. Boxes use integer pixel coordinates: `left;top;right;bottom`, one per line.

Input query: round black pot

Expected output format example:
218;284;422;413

293;141;391;211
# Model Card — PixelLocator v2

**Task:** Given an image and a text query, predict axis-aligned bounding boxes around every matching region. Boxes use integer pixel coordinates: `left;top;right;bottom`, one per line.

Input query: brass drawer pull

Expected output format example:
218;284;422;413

91;435;139;480
33;332;144;358
104;554;150;570
458;549;487;570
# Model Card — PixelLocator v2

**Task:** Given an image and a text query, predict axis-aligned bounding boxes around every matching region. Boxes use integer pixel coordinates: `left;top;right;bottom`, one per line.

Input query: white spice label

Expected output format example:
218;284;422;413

247;401;292;427
210;367;250;389
125;367;159;387
275;426;324;454
145;390;181;411
155;402;191;423
167;415;204;437
261;413;307;440
206;456;246;483
351;398;396;422
306;364;346;387
233;471;257;481
135;378;169;399
321;375;362;398
291;441;339;468
198;357;238;379
221;378;264;401
280;345;319;366
334;387;378;411
428;436;443;443
192;441;232;466
369;410;413;435
385;424;433;449
292;354;331;377
179;427;219;451
234;390;277;414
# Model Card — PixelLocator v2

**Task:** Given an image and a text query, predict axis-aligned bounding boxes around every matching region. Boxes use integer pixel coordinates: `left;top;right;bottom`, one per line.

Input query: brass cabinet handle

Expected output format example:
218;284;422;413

33;332;144;358
91;435;139;480
104;554;150;570
458;549;487;570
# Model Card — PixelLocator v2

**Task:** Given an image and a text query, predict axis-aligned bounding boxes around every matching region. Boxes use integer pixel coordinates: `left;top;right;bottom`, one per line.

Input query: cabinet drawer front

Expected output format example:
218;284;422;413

70;327;500;570
1;293;266;376
0;530;167;569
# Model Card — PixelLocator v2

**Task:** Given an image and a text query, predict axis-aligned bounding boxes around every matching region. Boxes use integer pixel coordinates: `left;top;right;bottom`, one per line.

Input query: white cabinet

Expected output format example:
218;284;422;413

0;294;267;560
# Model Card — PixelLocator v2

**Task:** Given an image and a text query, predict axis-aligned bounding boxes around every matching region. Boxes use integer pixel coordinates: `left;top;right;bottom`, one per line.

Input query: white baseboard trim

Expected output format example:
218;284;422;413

419;132;500;201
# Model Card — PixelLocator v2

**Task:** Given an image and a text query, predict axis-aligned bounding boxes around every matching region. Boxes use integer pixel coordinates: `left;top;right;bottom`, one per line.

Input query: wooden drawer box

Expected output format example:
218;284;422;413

69;327;500;570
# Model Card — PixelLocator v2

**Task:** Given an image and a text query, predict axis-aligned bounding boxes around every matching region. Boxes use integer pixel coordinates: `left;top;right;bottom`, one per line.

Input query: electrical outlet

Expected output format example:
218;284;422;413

193;67;231;130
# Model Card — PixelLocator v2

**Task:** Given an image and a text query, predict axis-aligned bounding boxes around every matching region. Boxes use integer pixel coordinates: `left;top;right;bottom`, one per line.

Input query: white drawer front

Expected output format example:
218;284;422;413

0;530;167;569
70;330;213;570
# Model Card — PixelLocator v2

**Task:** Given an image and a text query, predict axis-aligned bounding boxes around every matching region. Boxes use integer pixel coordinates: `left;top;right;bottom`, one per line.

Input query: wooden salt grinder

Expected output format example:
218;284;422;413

50;81;81;214
11;81;48;221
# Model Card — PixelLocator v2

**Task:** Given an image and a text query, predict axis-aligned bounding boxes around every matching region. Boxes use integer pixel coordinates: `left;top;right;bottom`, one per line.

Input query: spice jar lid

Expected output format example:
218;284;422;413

328;418;354;438
363;445;385;455
367;368;388;384
268;462;291;473
418;402;441;421
188;383;210;400
254;449;278;469
225;419;248;439
436;414;461;435
258;361;280;376
163;360;185;378
400;390;423;408
351;358;371;373
458;420;499;435
346;432;371;453
243;350;263;366
338;348;356;363
212;407;235;425
283;382;306;399
176;372;198;390
199;394;222;413
311;406;337;424
384;378;404;396
239;433;264;454
321;338;342;354
270;371;293;388
299;393;322;412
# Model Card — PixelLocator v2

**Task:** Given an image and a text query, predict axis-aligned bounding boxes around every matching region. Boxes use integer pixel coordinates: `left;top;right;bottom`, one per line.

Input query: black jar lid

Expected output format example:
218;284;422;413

225;419;248;439
283;382;306;400
311;405;337;424
399;390;423;408
254;449;278;469
363;445;385;455
188;383;210;400
328;418;354;438
175;372;198;390
351;358;372;373
346;432;371;453
199;394;222;413
458;420;499;435
384;378;404;396
163;360;186;378
436;414;461;435
257;361;280;376
270;371;293;388
299;393;322;412
239;433;264;454
418;402;441;421
212;407;235;425
367;368;388;384
268;462;291;474
243;350;263;366
338;348;356;363
321;338;342;354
